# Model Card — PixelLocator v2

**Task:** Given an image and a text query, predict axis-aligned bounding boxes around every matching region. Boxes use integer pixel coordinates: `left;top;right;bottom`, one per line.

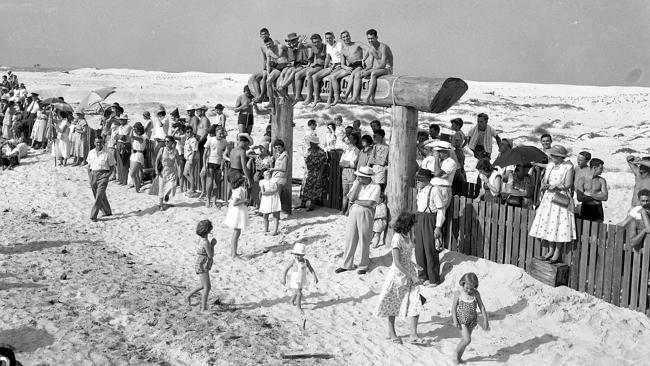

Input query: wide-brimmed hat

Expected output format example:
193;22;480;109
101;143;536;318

432;141;453;151
415;168;433;180
195;104;208;111
186;104;195;111
306;134;320;145
237;133;254;145
285;32;299;41
155;105;166;114
354;166;375;178
291;243;306;256
548;145;568;158
109;102;124;114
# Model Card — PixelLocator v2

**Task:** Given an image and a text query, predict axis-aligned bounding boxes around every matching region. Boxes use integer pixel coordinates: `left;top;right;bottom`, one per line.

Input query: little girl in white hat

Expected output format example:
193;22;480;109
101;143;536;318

281;242;319;328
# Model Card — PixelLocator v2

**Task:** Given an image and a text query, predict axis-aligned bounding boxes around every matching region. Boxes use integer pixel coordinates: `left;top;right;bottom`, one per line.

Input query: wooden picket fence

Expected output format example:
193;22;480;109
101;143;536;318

441;195;650;315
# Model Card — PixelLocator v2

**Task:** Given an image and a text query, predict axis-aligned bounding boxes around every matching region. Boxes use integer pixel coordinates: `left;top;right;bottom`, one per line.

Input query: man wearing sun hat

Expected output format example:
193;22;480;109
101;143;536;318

335;165;382;275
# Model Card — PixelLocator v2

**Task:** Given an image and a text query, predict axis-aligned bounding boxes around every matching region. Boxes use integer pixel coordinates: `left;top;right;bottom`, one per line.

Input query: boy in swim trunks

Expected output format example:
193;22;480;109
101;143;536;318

264;37;290;106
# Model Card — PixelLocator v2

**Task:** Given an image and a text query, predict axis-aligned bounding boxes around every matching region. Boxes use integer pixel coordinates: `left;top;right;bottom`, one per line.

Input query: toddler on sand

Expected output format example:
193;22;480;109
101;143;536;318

451;272;489;364
186;219;217;311
282;243;318;329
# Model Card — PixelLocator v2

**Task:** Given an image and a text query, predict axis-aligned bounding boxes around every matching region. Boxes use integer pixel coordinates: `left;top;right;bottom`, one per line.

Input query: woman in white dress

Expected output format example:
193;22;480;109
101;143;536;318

31;110;48;149
51;111;72;166
374;212;424;344
528;145;576;263
155;135;179;210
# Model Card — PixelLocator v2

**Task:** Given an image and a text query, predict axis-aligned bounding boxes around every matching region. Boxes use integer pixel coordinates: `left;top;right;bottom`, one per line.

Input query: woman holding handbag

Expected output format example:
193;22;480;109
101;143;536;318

528;145;576;263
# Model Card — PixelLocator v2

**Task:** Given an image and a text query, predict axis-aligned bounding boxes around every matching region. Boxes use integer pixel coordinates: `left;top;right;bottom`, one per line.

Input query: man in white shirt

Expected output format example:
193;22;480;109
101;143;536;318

87;137;116;222
335;166;381;275
309;31;343;107
183;126;199;195
413;167;451;287
339;134;360;214
152;105;169;161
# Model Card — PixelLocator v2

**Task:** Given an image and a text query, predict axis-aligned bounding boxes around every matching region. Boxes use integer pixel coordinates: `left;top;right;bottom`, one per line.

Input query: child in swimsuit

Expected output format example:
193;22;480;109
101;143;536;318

282;243;319;329
451;272;489;364
186;219;217;311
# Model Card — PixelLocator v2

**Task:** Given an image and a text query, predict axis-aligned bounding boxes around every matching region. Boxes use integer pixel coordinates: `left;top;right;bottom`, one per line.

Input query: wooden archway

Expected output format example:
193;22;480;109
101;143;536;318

251;75;468;217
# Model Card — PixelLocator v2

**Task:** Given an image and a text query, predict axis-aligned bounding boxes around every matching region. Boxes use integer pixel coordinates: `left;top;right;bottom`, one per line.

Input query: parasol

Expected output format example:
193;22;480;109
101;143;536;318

493;145;548;167
78;87;117;110
40;97;74;113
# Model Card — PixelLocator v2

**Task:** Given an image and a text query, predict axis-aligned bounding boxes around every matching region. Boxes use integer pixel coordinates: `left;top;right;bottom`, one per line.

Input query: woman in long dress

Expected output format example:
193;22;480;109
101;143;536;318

529;145;576;263
1;102;14;139
374;212;424;344
299;137;328;210
51;111;72;166
70;111;88;166
155;135;179;211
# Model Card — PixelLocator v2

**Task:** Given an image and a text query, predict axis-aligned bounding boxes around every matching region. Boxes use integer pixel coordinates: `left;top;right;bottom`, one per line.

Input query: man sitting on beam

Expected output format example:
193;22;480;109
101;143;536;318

359;29;393;105
305;31;341;106
326;30;364;108
263;36;290;107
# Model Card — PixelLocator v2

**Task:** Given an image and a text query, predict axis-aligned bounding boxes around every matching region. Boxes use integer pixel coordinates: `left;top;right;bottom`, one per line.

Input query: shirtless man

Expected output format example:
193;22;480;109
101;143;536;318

326;31;365;107
573;151;591;193
354;29;393;104
295;34;326;102
263;37;290;106
576;158;608;222
307;32;343;106
251;28;276;102
234;86;255;134
627;155;650;206
226;133;253;186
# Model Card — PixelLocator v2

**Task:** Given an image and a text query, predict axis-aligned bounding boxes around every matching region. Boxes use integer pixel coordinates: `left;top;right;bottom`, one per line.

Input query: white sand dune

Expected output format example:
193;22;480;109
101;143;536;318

1;69;650;365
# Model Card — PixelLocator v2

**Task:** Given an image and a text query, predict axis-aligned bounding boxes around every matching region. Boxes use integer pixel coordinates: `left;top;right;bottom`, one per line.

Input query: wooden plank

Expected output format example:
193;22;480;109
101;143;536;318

602;224;617;303
518;208;528;270
447;196;459;251
638;235;650;313
526;209;537;271
578;220;591;293
458;196;467;254
630;235;642;310
570;217;584;290
622;228;634;308
504;205;514;265
490;203;498;263
511;207;521;267
482;200;492;261
587;223;599;295
472;202;485;258
595;224;607;299
610;226;625;306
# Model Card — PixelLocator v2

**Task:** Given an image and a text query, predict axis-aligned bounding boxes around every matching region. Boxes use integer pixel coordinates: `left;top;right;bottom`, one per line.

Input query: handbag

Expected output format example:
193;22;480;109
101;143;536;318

551;191;571;208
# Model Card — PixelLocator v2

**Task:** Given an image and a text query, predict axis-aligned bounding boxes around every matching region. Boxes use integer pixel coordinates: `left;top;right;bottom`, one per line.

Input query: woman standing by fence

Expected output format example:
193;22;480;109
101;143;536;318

528;145;576;263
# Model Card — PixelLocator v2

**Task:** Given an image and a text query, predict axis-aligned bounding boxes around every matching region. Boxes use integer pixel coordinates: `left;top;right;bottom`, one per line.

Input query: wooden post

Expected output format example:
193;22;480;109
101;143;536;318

386;106;418;227
271;97;293;214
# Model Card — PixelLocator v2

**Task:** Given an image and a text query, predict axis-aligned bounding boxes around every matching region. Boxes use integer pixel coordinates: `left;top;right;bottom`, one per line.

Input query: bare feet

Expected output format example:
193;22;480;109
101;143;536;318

302;97;313;105
186;295;198;306
327;98;340;108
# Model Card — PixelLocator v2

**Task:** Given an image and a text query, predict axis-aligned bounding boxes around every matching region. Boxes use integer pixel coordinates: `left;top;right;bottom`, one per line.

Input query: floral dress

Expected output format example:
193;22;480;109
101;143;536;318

158;147;178;200
301;147;328;201
374;233;424;318
529;161;576;242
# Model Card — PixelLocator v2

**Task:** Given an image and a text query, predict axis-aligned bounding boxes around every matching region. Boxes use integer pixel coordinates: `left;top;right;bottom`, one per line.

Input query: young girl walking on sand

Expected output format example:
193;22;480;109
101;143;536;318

224;176;249;257
259;169;281;235
282;243;319;328
451;272;490;364
186;219;217;311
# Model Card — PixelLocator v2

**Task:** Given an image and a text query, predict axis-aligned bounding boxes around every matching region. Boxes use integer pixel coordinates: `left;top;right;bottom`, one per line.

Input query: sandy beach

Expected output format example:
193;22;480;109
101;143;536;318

1;69;650;365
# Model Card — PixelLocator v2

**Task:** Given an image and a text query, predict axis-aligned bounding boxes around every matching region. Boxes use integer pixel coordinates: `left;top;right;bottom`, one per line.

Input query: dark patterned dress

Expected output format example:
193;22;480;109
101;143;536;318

301;147;328;201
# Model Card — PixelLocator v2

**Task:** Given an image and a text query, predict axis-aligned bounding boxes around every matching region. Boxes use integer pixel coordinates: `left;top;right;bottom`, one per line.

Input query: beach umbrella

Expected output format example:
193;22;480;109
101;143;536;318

40;97;74;114
78;87;117;110
493;145;548;167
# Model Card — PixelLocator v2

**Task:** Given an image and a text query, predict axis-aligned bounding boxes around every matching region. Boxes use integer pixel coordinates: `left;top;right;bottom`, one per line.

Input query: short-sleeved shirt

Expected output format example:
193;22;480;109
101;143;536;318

355;181;381;203
87;148;116;171
184;136;198;160
430;158;458;186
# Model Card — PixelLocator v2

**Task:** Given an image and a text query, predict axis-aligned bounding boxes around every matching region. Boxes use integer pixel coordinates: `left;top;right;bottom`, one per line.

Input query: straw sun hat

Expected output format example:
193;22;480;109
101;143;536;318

354;166;375;178
291;243;306;256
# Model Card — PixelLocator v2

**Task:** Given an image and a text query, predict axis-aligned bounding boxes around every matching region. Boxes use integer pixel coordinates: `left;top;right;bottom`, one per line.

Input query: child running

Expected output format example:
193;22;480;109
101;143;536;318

451;272;489;364
186;219;217;311
259;169;281;235
224;176;249;257
282;243;319;329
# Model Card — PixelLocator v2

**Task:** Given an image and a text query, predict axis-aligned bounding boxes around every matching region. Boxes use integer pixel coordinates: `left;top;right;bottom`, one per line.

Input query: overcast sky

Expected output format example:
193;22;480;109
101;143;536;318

1;0;648;86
